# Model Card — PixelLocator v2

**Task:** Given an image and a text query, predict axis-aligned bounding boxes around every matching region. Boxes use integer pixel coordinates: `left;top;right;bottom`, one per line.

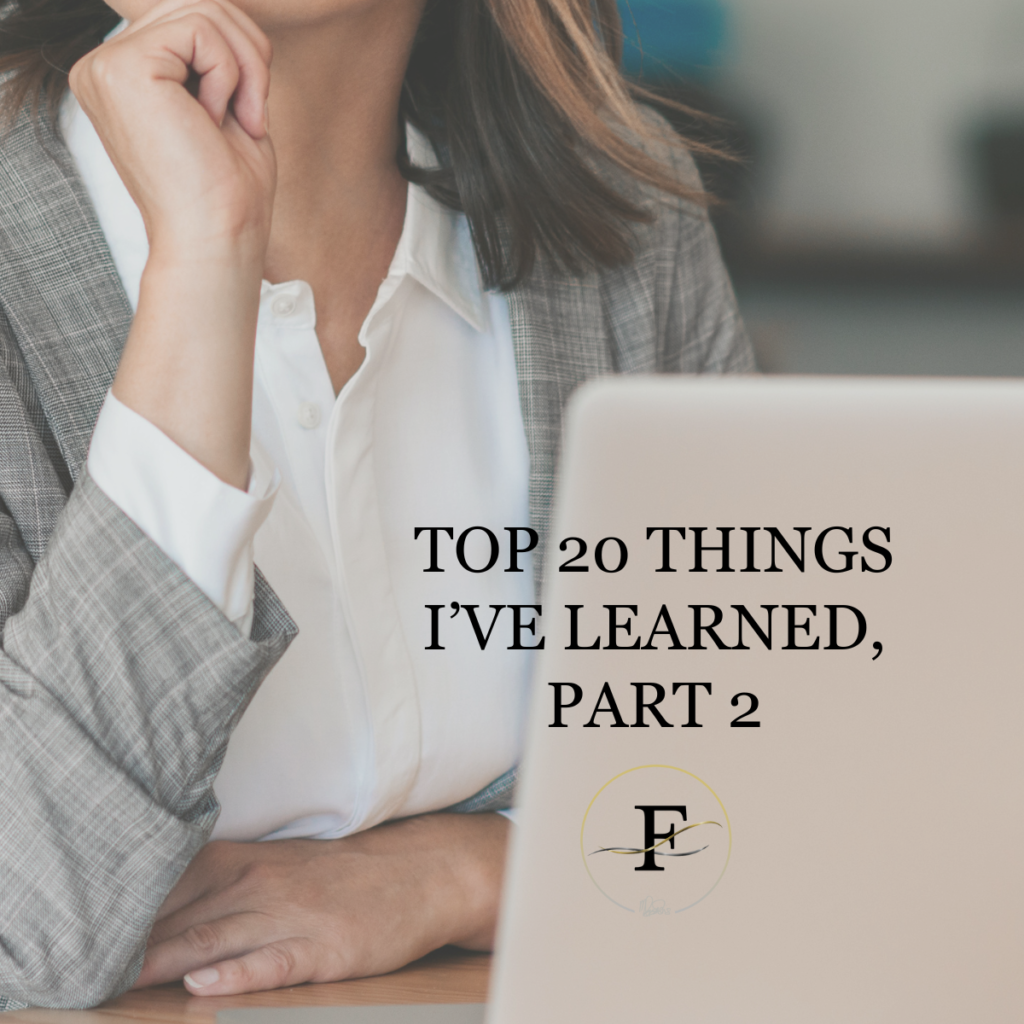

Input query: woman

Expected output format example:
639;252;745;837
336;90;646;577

0;0;752;1009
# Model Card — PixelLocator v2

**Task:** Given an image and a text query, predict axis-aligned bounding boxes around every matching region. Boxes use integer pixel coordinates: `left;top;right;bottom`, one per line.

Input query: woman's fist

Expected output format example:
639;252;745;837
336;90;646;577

70;0;276;261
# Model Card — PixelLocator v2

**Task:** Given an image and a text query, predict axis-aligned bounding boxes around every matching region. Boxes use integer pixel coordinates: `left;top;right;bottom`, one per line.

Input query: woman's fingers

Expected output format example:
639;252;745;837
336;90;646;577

189;18;251;131
137;911;276;987
147;879;242;947
115;0;271;138
149;2;271;137
152;16;241;128
183;938;320;996
123;0;271;64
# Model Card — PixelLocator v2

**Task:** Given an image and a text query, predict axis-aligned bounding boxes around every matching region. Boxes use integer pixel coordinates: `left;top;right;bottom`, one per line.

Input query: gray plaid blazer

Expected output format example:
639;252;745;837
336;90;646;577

0;102;753;1010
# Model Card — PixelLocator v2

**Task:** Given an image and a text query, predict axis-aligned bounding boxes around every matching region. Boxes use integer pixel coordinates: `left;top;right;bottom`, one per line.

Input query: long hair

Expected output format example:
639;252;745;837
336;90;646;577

0;0;714;288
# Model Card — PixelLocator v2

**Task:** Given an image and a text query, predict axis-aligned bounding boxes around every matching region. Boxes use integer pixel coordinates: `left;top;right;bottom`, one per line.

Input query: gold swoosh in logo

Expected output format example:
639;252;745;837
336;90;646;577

589;821;723;858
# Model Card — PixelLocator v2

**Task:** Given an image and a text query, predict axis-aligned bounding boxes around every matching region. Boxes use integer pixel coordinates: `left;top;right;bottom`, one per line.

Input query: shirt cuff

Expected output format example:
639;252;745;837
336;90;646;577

87;391;278;633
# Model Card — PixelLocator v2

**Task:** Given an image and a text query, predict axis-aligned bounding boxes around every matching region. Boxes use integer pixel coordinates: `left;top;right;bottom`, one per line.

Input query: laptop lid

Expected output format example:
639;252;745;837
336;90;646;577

490;376;1023;1023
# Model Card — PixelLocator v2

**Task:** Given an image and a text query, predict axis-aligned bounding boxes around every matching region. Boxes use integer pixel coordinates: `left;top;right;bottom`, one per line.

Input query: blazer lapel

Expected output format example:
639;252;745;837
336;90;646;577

0;104;133;482
507;266;615;596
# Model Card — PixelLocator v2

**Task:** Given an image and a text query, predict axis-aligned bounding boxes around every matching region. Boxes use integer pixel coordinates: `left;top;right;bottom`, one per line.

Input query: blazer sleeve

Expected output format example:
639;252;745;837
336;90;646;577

0;474;296;1011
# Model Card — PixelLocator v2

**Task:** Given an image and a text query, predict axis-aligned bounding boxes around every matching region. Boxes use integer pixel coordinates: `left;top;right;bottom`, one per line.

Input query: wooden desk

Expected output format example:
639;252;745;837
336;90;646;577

5;949;490;1024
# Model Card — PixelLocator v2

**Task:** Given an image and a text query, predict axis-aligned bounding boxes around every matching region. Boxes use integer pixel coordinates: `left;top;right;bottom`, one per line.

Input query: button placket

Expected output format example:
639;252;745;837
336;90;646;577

297;401;322;430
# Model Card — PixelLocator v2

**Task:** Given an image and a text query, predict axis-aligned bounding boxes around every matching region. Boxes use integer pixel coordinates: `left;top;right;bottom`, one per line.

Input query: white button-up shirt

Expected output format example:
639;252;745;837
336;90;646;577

65;95;533;842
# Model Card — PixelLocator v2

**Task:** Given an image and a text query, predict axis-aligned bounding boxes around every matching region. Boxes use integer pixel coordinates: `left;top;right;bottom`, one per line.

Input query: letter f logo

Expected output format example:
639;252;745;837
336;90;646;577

634;805;688;872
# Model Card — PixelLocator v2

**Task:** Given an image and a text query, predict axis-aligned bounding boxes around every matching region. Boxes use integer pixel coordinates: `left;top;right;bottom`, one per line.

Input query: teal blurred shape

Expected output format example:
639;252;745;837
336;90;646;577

617;0;728;78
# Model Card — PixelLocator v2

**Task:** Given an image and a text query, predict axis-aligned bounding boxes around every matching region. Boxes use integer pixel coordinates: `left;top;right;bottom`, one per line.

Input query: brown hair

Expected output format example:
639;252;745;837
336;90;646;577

0;0;713;288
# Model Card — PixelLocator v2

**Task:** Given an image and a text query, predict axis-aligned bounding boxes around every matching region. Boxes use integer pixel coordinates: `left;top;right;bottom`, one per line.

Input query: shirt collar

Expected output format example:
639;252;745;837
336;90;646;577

60;96;490;334
394;128;490;334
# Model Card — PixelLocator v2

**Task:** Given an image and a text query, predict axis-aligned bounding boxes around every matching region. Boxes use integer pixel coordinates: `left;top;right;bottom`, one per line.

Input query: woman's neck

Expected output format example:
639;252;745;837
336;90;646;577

260;1;423;287
257;1;425;393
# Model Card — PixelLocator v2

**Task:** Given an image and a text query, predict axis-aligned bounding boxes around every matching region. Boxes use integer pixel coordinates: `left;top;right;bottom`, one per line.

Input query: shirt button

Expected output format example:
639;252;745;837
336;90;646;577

272;295;297;317
297;401;321;430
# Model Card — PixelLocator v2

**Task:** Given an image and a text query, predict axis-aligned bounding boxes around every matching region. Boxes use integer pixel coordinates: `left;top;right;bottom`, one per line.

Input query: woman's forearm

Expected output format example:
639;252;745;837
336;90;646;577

70;0;277;489
134;812;512;995
113;243;264;489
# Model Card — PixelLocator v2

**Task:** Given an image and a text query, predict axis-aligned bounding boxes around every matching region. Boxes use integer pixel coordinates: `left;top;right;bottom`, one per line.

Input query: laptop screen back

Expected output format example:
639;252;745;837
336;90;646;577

490;377;1023;1024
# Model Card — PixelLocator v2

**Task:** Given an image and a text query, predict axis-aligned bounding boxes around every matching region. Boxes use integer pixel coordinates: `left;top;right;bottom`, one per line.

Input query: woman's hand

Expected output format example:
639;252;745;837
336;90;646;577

134;813;511;996
70;0;274;257
69;1;276;487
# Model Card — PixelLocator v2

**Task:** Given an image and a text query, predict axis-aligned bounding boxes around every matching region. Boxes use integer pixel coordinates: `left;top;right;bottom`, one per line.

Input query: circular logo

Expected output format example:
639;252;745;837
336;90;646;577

581;765;732;914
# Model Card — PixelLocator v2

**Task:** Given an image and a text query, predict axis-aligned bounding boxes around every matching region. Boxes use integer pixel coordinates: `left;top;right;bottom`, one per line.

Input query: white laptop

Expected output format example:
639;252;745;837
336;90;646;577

223;376;1024;1024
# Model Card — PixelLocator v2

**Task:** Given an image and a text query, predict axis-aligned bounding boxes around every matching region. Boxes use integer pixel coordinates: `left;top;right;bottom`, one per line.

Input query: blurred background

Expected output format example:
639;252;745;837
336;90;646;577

618;0;1024;375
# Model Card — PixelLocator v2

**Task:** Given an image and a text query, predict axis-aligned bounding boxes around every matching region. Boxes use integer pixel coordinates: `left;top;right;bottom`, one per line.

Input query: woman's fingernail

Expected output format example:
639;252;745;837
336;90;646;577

184;967;220;989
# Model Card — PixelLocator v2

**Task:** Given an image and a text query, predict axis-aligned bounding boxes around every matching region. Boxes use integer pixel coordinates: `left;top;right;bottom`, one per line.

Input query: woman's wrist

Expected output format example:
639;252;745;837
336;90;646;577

146;222;269;276
113;250;264;489
444;813;511;951
376;812;510;953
